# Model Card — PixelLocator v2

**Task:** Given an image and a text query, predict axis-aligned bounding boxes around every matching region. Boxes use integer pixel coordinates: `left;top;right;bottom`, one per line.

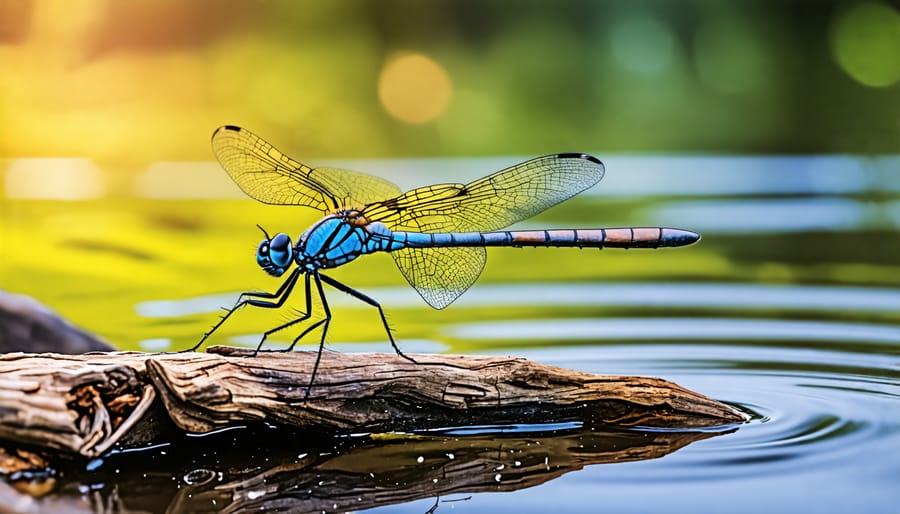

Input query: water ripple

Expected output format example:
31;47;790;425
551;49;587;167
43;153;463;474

470;343;900;513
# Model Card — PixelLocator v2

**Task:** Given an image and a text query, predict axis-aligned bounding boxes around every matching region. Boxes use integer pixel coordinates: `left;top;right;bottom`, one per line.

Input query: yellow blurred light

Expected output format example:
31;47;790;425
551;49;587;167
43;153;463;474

30;0;106;46
830;2;900;87
4;158;105;199
137;162;243;199
378;53;452;124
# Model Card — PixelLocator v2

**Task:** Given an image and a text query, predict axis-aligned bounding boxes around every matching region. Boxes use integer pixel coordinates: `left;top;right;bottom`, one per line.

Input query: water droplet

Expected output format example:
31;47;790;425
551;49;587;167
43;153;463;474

183;468;216;486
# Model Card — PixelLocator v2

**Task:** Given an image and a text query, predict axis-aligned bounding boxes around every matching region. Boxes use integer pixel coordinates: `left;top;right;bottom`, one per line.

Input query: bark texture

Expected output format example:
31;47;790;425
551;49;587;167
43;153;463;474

0;346;746;460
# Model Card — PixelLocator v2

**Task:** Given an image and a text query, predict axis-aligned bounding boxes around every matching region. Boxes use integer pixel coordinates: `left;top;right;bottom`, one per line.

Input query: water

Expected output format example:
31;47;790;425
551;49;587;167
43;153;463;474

1;155;898;513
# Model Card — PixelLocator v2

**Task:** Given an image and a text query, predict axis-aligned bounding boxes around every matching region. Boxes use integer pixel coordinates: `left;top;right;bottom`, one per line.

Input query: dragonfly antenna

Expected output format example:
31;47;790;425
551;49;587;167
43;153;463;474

256;224;271;240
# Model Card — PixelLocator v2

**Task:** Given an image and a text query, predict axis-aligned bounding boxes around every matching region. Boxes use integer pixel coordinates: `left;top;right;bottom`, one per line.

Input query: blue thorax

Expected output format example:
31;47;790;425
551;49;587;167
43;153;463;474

255;212;405;277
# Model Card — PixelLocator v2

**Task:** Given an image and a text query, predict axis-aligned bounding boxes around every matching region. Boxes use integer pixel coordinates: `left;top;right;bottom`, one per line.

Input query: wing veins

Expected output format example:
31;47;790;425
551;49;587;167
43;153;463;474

212;126;402;211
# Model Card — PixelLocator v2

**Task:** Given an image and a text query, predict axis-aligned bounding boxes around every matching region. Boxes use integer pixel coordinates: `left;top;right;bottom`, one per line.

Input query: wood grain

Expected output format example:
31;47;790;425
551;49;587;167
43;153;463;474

0;346;746;460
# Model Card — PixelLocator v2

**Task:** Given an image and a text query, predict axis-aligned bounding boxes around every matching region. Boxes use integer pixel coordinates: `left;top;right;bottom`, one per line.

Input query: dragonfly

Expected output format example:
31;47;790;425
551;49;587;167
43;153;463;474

195;125;700;395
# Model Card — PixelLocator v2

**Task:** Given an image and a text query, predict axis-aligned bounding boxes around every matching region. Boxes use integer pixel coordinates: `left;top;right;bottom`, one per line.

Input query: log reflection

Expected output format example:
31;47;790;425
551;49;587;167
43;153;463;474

7;422;734;513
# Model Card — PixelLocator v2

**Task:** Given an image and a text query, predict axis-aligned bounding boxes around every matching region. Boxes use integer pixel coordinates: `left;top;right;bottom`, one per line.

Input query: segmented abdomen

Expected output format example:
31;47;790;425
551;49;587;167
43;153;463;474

399;228;699;249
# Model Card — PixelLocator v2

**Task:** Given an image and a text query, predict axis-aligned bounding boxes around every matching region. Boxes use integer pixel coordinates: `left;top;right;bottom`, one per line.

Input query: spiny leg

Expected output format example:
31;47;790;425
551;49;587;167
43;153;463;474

187;268;302;352
318;273;416;363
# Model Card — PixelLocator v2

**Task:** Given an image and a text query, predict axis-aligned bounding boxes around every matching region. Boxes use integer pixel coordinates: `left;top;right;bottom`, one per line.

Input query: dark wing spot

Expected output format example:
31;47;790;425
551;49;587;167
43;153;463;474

556;152;602;165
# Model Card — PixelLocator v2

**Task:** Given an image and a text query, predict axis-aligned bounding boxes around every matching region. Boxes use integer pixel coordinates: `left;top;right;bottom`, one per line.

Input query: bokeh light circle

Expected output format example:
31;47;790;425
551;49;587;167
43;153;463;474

610;14;676;76
830;2;900;88
378;53;452;124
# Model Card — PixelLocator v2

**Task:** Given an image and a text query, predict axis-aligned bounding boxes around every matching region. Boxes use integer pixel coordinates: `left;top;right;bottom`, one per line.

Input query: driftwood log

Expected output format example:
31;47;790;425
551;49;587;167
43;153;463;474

0;347;747;513
0;346;746;460
0;290;750;511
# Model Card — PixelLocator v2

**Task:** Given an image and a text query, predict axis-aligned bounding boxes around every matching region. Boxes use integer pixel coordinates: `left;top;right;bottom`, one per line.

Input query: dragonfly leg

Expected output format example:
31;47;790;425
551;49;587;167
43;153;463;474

187;268;302;352
279;271;332;353
295;272;332;400
318;273;416;364
251;272;316;356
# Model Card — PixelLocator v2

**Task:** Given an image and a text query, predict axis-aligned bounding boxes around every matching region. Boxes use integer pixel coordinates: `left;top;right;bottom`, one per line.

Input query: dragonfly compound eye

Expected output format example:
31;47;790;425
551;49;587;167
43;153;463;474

256;240;270;268
269;233;293;268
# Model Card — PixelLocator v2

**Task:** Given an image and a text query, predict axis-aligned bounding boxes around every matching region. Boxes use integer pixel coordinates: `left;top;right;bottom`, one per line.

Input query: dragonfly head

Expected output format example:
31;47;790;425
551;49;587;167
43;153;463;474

256;226;294;277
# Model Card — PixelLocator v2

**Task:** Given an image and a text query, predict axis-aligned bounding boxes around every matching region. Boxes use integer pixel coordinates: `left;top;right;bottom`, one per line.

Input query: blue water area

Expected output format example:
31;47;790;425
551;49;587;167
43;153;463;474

447;344;899;514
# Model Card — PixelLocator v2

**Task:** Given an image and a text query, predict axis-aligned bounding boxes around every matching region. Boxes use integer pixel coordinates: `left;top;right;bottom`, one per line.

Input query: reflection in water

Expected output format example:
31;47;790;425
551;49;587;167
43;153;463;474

19;423;731;514
470;344;900;513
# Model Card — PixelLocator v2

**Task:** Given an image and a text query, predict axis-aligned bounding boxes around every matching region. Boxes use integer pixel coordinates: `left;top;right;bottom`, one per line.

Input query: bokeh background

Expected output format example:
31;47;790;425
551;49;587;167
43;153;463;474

2;3;900;512
0;0;898;349
1;0;898;170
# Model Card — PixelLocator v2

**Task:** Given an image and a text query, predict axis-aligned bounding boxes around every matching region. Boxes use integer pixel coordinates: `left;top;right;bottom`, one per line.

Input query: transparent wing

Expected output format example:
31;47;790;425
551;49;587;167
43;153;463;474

391;247;486;310
211;126;402;211
361;153;605;309
362;153;604;232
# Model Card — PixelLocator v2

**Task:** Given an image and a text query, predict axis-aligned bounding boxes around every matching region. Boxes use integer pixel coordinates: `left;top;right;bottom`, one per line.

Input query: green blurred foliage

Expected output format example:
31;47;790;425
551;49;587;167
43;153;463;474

0;0;897;167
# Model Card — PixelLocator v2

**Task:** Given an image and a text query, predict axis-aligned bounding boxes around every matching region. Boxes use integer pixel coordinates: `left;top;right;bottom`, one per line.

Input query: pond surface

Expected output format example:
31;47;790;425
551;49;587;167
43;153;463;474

1;154;898;513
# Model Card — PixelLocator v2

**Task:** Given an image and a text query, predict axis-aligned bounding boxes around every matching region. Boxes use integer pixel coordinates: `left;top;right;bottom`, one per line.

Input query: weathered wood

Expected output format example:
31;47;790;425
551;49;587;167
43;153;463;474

0;347;747;461
0;351;156;457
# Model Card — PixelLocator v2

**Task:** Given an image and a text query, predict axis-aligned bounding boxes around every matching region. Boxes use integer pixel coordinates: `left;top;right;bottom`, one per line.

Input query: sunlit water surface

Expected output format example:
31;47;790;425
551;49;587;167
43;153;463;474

1;155;898;513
